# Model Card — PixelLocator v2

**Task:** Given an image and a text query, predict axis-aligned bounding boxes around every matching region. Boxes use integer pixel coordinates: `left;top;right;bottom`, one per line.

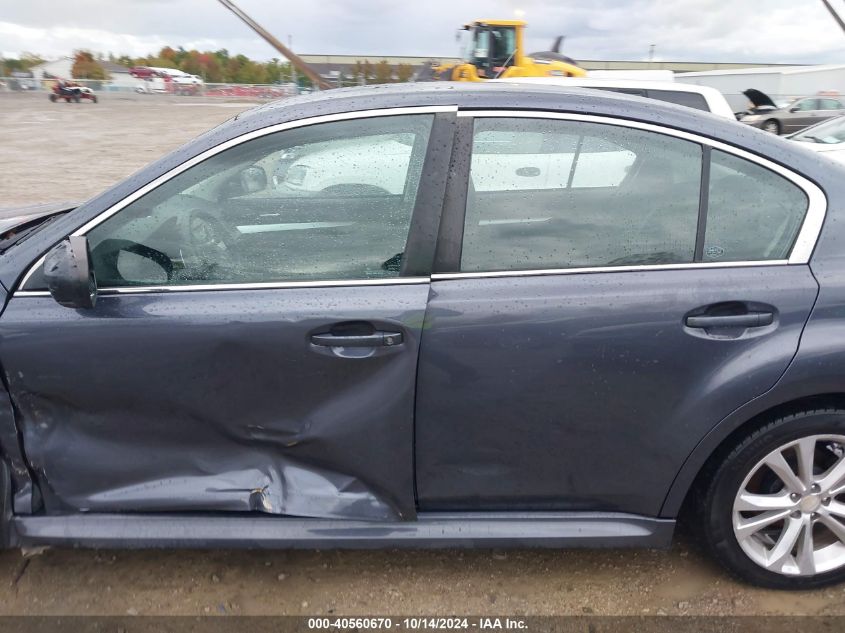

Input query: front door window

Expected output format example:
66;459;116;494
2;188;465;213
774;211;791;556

85;115;434;287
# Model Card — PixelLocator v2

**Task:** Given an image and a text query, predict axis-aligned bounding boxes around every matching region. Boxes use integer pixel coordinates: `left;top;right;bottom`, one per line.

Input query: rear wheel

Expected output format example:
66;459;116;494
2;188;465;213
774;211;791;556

762;119;781;135
700;410;845;588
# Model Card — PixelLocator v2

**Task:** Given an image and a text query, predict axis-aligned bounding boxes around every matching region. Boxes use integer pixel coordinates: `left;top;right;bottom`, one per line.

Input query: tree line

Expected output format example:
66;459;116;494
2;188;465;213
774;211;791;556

1;48;418;86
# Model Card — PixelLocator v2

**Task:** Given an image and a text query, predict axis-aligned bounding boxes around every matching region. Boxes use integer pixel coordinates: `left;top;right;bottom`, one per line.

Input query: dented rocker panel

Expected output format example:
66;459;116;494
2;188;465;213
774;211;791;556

13;512;676;549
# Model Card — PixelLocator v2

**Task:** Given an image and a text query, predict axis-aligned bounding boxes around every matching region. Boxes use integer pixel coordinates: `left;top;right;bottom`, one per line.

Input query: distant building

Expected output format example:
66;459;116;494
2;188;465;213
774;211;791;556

678;65;845;111
28;58;140;89
29;57;73;81
97;60;141;90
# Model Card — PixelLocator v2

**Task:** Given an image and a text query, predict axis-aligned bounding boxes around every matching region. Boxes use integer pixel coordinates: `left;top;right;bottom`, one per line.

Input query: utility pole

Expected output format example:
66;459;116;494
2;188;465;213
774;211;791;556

820;0;845;34
289;34;298;89
216;0;330;89
648;44;656;63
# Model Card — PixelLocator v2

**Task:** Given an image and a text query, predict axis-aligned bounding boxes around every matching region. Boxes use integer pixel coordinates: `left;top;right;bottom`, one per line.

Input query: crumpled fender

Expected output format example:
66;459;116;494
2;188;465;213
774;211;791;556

0;282;36;517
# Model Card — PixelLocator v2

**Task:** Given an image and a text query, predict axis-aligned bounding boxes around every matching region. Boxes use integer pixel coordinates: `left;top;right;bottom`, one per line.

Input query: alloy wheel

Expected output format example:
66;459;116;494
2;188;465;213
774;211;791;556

733;434;845;576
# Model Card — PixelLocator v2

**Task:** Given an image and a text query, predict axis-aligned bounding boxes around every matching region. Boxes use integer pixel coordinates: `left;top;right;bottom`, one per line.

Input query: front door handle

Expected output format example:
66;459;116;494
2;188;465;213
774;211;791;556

310;331;403;347
685;312;774;329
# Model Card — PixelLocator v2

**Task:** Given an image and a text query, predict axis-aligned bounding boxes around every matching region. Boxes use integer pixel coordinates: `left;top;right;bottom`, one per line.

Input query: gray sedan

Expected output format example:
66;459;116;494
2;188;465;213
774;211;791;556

739;88;845;134
1;83;845;591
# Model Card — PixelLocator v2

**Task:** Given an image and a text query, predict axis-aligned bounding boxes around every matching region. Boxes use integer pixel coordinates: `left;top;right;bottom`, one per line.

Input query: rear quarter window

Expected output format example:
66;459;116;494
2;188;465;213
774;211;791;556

703;150;808;262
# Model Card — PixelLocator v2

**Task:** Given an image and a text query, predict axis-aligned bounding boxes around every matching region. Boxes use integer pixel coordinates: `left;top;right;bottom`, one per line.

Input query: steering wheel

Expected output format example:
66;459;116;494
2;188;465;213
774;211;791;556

174;205;239;280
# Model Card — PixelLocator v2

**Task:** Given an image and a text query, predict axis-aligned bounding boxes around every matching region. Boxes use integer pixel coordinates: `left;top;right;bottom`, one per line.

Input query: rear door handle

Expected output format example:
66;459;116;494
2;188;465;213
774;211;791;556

310;331;403;347
685;312;774;329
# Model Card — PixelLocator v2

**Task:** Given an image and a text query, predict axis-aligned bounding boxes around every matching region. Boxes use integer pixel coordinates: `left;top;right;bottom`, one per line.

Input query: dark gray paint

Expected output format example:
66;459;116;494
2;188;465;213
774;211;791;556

11;512;674;549
0;286;429;519
415;266;817;514
2;83;845;547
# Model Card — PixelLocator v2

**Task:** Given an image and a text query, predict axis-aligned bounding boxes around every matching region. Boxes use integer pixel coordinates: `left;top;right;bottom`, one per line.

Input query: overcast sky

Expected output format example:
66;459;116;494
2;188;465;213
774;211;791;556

1;0;843;64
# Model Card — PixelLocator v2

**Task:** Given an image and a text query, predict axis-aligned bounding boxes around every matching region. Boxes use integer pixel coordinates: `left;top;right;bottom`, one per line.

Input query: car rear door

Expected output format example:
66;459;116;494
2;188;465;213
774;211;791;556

2;109;455;520
415;111;821;516
785;98;820;132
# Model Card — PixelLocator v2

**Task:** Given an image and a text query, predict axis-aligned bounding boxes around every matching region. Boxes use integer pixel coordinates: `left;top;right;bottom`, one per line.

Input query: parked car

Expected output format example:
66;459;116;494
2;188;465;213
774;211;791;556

128;66;163;79
2;83;845;590
788;115;845;163
739;89;845;135
204;84;289;99
494;77;736;119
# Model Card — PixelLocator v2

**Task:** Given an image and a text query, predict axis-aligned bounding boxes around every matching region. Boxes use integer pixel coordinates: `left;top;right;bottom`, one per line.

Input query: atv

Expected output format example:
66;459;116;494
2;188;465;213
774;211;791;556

49;82;98;104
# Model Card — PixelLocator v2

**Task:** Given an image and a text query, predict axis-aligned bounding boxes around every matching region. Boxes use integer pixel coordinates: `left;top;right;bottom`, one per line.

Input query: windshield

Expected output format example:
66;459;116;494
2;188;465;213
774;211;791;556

792;116;845;144
464;25;516;67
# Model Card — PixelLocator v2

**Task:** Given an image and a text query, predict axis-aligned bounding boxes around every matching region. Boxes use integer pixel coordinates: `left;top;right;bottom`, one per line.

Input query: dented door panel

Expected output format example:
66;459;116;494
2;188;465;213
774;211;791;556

0;285;428;520
0;282;37;515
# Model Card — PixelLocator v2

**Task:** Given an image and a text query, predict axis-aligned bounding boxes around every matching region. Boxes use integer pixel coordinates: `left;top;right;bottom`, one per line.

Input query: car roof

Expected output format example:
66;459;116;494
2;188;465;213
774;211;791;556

61;81;836;228
492;76;712;93
144;82;809;177
238;82;732;132
3;80;842;293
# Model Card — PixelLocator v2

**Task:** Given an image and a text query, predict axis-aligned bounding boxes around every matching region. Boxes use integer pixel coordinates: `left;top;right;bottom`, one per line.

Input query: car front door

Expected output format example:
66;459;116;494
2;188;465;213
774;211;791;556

3;110;453;520
415;112;821;516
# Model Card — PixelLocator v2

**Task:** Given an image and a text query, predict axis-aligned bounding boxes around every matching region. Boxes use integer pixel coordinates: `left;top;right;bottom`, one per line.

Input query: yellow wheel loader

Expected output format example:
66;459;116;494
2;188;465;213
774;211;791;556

431;20;587;81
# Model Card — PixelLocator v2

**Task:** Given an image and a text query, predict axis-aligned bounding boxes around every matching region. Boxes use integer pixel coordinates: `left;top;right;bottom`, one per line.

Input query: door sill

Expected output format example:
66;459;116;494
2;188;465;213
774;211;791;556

11;512;674;549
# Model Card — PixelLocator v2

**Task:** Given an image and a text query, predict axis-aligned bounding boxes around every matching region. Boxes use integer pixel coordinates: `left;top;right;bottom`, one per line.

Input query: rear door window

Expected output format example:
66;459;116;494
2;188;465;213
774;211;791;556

461;117;703;272
458;116;813;274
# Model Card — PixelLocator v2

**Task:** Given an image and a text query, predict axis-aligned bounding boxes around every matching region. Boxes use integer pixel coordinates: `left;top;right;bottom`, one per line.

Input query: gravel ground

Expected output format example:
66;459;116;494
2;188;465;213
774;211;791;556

1;90;844;617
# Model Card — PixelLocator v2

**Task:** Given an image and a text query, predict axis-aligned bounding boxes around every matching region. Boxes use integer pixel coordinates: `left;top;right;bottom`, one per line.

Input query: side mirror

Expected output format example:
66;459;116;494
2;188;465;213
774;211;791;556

790;107;800;113
43;236;97;309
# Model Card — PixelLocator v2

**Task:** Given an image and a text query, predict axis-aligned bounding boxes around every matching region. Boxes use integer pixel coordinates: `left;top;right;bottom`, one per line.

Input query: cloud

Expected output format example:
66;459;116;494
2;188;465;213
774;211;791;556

0;0;842;63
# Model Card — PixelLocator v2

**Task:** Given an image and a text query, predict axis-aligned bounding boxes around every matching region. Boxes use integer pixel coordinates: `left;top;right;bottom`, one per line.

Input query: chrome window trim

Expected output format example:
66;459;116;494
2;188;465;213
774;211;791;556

16;277;430;298
432;260;787;281
16;106;456;293
457;110;826;266
16;106;827;296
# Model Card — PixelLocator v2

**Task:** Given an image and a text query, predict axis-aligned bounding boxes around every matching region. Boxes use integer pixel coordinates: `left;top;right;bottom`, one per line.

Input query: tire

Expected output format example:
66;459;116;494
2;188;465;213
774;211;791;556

49;94;57;102
91;95;98;103
762;119;781;135
698;409;845;589
73;95;80;103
